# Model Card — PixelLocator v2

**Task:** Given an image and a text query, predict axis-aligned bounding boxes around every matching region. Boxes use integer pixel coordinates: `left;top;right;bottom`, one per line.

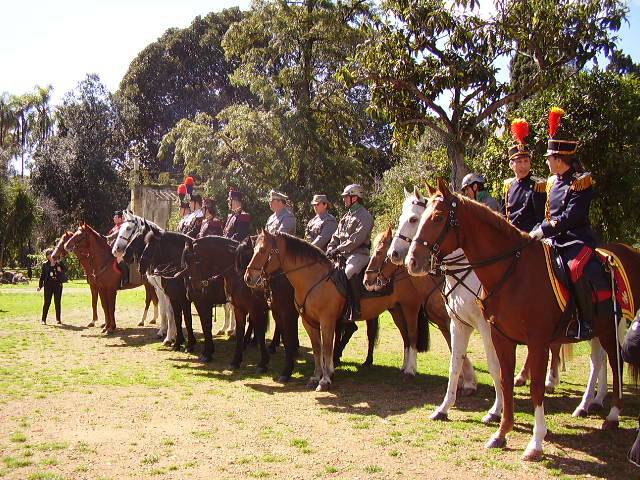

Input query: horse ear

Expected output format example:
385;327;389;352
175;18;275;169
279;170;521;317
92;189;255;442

403;187;410;199
386;226;393;237
413;185;422;200
424;182;437;196
437;177;452;198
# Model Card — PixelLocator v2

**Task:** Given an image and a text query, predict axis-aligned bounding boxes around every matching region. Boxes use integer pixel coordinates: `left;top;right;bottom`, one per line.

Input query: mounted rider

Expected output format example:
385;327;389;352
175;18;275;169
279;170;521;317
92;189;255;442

223;188;251;242
197;198;223;238
529;107;601;340
326;184;374;321
305;194;337;251
176;183;192;234
265;190;296;235
502;118;547;232
106;210;129;288
460;173;501;212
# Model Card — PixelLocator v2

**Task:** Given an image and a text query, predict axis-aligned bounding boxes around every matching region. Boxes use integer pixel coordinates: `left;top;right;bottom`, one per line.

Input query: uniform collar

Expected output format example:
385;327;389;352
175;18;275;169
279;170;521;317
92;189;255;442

517;172;532;183
349;202;363;213
317;211;328;219
476;190;490;203
558;167;575;180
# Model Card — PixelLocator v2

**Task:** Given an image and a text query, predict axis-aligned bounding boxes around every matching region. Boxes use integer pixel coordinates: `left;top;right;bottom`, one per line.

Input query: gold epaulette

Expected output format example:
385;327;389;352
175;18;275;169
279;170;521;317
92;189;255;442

531;176;547;193
503;177;515;195
571;172;594;191
545;176;555;194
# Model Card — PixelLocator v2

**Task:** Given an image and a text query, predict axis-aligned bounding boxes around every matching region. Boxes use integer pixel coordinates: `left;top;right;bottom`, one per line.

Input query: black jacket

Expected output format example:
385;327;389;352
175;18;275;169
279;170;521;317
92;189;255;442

39;261;66;288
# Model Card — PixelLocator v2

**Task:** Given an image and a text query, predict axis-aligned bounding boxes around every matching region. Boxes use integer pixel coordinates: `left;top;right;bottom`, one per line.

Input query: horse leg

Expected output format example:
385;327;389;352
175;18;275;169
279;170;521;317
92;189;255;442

139;285;151;326
268;324;280;354
230;308;246;369
486;327;516;450
88;284;98;327
302;316;322;389
194;301;214;363
333;321;358;364
401;304;420;378
522;345;549;461
255;310;270;374
150;286;159;324
105;290;117;333
592;338;608;411
545;343;561;393
573;338;603;417
432;320;473;421
317;316;337;392
183;301;196;353
600;331;623;430
515;349;530;387
164;295;177;345
363;317;378;367
476;317;503;424
170;298;185;351
244;318;255;349
97;290;109;333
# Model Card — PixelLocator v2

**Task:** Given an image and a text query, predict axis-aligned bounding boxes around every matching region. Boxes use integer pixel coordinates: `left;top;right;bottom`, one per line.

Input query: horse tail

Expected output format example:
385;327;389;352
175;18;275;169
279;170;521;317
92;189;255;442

560;343;574;371
417;306;431;353
628;364;640;386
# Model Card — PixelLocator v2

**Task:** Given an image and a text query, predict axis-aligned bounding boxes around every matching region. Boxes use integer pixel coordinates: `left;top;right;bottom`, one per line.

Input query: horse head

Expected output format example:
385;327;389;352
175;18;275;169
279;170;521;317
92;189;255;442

365;227;397;291
52;231;74;261
244;230;281;287
64;225;90;255
388;185;431;265
140;228;162;275
407;178;461;276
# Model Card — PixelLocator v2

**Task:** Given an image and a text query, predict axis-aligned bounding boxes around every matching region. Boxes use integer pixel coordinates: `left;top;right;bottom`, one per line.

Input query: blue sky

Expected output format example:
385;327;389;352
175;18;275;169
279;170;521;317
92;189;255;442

1;0;639;105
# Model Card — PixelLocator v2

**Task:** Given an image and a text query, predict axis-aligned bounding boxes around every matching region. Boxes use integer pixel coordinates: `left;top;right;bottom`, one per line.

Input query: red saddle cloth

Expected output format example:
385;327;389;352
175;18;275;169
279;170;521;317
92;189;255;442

543;244;635;320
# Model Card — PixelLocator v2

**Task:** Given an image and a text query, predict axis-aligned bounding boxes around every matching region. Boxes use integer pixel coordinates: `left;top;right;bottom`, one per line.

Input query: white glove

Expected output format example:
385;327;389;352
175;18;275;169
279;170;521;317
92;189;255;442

529;227;544;240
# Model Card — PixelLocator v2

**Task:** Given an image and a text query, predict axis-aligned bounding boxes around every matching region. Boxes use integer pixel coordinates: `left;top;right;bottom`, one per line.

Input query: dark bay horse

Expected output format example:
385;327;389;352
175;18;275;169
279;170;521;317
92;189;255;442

407;178;640;461
140;230;196;352
244;231;459;391
183;236;271;373
61;224;157;333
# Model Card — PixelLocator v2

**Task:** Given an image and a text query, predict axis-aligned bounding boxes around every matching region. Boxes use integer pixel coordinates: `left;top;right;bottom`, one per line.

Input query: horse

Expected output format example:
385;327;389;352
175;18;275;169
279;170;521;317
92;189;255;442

62;223;156;333
244;230;469;391
140;229;196;352
388;187;609;422
183;236;271;373
123;231;175;345
407;178;640;461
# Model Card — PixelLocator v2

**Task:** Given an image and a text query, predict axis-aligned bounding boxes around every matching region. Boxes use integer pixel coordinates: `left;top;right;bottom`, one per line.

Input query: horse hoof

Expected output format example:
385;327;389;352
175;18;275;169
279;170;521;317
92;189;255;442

185;345;196;353
215;329;224;336
277;375;290;384
482;413;501;424
137;321;144;327
545;385;556;394
458;387;477;397
572;408;588;418
315;382;330;392
86;322;95;327
587;402;603;414
149;319;156;325
401;371;416;381
361;358;373;368
306;379;319;390
333;358;341;367
430;411;449;421
485;436;507;449
514;376;527;387
100;323;106;328
256;366;268;374
199;355;212;363
172;344;182;352
522;448;543;462
601;420;619;431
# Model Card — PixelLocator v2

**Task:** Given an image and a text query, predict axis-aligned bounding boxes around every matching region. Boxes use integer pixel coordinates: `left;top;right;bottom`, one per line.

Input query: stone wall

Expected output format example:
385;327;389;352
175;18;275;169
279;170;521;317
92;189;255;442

130;184;178;230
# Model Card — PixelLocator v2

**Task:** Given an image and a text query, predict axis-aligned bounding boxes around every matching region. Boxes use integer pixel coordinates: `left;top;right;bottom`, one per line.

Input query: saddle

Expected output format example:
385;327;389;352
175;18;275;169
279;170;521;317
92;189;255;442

543;244;635;327
329;268;393;300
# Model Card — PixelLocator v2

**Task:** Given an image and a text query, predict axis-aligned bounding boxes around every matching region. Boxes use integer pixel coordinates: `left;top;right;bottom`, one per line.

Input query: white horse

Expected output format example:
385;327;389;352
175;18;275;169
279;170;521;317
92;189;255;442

388;188;608;422
112;212;176;345
388;188;502;423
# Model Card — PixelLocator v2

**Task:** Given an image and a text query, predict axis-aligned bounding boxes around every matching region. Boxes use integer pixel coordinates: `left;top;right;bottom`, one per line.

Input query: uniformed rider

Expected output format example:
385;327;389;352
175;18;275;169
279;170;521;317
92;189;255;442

326;184;373;321
305;194;337;251
502;118;547;232
460;173;501;212
182;194;204;239
530;107;600;340
223;188;251;242
265;190;296;235
197;198;223;238
106;210;129;287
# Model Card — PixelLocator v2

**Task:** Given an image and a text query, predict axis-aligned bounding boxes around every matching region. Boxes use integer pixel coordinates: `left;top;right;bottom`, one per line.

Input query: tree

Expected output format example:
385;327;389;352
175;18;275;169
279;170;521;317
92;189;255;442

0;179;39;269
347;0;627;187
118;8;252;172
31;75;129;234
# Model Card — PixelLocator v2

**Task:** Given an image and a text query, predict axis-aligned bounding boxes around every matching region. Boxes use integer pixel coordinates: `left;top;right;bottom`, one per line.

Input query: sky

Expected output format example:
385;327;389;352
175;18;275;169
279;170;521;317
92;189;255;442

1;0;640;105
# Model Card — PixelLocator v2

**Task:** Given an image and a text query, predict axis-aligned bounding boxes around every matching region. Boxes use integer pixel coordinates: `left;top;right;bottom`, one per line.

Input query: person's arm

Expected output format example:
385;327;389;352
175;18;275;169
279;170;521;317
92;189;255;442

335;214;374;255
540;187;593;238
281;214;296;235
38;263;47;289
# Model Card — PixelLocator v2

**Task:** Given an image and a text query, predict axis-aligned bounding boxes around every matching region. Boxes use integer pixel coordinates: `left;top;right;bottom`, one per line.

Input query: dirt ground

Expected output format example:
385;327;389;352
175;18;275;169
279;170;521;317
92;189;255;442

0;288;639;480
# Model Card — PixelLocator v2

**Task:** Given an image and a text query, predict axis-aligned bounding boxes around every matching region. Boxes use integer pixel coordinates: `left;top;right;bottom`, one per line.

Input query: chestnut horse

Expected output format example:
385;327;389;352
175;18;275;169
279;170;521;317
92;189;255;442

62;224;156;333
245;230;472;391
407;178;640;461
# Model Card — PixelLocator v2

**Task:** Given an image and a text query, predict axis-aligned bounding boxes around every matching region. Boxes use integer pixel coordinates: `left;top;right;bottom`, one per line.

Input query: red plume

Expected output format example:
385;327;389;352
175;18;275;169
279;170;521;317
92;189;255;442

548;107;565;138
184;176;195;195
177;184;187;195
510;118;529;145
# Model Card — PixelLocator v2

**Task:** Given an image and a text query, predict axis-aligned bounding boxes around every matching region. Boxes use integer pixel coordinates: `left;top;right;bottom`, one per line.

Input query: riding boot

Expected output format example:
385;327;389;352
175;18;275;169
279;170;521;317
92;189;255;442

120;261;130;288
570;276;593;340
347;276;361;322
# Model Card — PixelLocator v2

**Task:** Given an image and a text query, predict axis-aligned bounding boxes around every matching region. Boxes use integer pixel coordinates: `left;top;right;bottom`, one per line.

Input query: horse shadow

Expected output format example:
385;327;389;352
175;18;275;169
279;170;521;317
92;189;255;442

55;323;87;332
82;326;164;347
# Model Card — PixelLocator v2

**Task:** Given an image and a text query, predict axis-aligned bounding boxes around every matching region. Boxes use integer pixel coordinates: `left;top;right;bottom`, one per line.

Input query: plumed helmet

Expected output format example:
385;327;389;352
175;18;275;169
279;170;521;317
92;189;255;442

184;176;195;195
545;107;578;156
460;173;486;190
508;118;531;160
341;184;364;198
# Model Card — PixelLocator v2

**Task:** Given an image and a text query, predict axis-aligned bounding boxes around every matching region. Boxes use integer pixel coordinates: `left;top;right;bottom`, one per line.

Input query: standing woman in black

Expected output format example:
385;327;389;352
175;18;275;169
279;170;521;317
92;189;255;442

38;248;66;325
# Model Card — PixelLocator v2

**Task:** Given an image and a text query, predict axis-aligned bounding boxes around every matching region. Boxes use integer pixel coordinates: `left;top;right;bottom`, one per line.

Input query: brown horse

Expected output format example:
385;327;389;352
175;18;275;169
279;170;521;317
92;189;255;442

364;226;476;390
407;178;640;461
63;224;154;333
244;230;472;391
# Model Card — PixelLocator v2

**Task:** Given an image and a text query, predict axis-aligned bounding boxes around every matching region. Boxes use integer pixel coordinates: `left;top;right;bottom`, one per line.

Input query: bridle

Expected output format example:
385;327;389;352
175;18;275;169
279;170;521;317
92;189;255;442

393;198;427;245
115;219;142;250
365;249;404;290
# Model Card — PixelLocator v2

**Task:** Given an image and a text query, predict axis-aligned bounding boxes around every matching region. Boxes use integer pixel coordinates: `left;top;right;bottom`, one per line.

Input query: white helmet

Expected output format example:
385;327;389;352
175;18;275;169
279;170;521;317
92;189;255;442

341;184;364;198
460;173;485;190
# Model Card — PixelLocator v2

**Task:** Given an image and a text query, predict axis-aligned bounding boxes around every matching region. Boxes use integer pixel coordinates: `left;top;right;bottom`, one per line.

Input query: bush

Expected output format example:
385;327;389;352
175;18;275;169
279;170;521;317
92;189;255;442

29;251;85;281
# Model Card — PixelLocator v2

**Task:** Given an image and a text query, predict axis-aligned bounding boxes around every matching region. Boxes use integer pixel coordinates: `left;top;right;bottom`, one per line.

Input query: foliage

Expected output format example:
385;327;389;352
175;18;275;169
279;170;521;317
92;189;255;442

30;75;130;235
118;8;251;172
0;179;39;269
348;0;627;186
480;70;640;243
29;249;84;281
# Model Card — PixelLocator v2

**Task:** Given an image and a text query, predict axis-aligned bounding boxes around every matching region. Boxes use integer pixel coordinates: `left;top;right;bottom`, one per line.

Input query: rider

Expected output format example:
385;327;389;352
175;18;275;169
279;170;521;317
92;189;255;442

176;183;192;234
326;184;374;321
183;194;204;239
223;188;251;242
265;190;296;235
305;194;337;251
106;210;129;288
197;198;223;238
529;107;600;340
502;118;547;232
461;173;501;212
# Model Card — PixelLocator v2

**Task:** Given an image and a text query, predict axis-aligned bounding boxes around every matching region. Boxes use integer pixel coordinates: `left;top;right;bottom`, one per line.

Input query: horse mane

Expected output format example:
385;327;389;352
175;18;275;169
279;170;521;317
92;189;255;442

236;236;255;272
373;230;392;250
81;224;109;246
277;232;331;266
456;194;530;242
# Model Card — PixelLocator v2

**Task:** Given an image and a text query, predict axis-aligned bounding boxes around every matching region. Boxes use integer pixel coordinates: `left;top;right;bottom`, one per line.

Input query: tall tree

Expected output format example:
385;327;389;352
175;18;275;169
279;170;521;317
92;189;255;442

0;179;39;269
347;0;627;187
118;8;251;172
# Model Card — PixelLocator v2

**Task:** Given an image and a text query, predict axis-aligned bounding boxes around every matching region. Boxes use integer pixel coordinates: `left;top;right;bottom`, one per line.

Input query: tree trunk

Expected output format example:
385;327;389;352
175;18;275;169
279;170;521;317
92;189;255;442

447;140;470;190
